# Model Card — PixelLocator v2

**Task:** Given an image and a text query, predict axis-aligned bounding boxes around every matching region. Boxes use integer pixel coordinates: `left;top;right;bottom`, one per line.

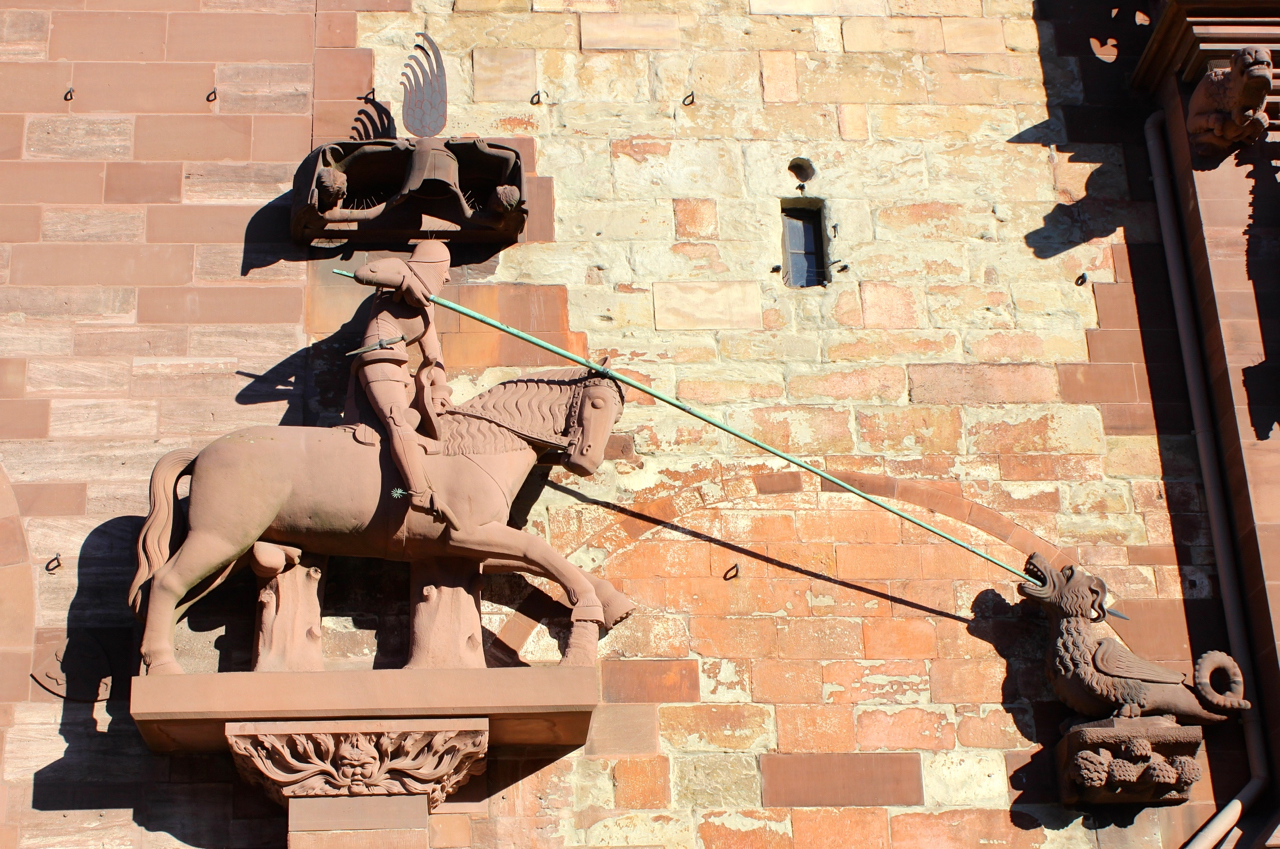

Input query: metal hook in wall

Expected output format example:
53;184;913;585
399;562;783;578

206;88;217;102
530;90;542;105
45;553;61;572
681;91;695;106
63;88;73;101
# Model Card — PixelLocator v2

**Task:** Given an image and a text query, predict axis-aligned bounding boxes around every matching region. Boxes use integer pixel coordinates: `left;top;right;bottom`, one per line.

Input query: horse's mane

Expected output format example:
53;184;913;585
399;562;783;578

438;366;611;456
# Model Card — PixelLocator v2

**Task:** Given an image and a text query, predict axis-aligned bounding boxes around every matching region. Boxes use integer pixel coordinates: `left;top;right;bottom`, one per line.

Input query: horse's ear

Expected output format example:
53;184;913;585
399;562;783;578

597;356;610;369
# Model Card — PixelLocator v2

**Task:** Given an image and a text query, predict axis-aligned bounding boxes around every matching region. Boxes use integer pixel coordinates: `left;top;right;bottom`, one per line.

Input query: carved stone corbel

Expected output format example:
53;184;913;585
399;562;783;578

227;719;488;808
1186;46;1273;158
1058;716;1203;805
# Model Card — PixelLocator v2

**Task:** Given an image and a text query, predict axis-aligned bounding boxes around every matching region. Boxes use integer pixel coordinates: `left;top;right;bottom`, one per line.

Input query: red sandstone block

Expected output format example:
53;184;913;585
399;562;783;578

791;808;889;849
253;115;312;162
166;14;313;62
688;616;777;658
1093;283;1140;330
929;657;1006;703
70;63;215;113
766;542;836;578
0;115;22;159
0;400;49;438
137;286;303;323
1057;363;1139;403
134;115;251;161
889;579;956;618
666;576;812;618
775;618;862;660
0;162;102;204
312;99;368;142
607;541;710;579
316;11;356;47
697;809;791;849
0;360;23;399
317;0;410;10
889;809;1045;849
722;510;795;543
0;63;72;114
584;703;659;756
0;651;32;702
660;703;772;751
862;618;936;659
12;482;86;516
753;471;803;494
11;244;192;287
314;48;373;101
762;753;923;807
50;11;165;60
908;364;1058;404
751;659;822;704
145;204;258;243
855;707;954;751
0;206;40;242
1085;328;1145;363
796;510;899;544
776;704;856;753
106;162;181;203
613;756;669;809
602;659;699;703
0;516;26;566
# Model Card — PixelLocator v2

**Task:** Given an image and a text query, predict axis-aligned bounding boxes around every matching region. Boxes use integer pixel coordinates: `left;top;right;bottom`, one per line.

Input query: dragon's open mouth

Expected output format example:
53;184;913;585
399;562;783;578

1024;557;1047;586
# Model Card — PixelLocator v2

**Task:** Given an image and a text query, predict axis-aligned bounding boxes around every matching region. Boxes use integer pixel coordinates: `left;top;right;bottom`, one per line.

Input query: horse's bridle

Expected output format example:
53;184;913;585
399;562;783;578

444;376;623;454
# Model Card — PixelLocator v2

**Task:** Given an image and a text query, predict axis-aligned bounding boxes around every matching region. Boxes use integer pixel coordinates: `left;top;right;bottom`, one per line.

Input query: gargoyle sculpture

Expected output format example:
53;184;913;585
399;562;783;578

1186;46;1273;158
1018;553;1250;723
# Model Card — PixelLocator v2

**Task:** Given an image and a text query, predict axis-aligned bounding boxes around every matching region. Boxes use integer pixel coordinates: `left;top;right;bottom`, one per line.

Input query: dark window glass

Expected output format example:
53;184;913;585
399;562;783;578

782;206;825;288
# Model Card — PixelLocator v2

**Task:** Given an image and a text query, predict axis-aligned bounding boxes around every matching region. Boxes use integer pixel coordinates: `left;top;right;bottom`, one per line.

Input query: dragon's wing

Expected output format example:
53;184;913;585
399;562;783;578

1093;638;1186;684
400;32;447;139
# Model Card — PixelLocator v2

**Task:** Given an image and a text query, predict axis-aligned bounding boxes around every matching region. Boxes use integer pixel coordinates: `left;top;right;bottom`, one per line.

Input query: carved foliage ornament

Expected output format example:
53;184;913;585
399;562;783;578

228;725;487;807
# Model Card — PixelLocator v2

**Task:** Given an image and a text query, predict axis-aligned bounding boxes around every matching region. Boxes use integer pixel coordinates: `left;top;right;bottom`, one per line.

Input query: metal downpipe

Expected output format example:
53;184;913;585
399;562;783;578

1143;110;1268;849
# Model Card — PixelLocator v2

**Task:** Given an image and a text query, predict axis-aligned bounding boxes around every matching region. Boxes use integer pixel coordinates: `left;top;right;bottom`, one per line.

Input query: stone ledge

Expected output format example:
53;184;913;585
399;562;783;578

131;666;598;753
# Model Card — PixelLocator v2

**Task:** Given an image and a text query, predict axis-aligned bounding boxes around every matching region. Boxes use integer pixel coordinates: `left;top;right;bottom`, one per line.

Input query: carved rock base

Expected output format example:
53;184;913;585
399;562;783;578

227;719;488;808
407;559;484;669
246;543;326;673
1057;716;1203;805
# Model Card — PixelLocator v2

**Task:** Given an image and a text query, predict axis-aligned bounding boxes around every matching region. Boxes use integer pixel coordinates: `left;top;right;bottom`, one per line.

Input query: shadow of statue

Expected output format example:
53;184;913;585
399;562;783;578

1234;141;1280;438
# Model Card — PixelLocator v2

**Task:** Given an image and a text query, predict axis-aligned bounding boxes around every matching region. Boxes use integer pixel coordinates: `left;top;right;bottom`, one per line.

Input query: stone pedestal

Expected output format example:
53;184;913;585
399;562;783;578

1057;716;1203;805
407;559;484;670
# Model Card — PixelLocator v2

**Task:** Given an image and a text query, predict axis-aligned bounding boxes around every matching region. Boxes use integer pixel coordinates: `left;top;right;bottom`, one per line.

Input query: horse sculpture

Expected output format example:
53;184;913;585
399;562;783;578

128;366;633;676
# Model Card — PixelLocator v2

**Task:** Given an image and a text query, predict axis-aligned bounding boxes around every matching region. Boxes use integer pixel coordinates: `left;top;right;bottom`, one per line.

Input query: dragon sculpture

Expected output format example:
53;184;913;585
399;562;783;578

1186;46;1273;158
1018;553;1249;723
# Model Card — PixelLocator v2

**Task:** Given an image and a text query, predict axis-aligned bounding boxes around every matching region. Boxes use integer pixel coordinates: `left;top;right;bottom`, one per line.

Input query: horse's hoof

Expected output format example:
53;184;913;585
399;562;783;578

146;660;185;676
571;603;605;626
603;596;636;630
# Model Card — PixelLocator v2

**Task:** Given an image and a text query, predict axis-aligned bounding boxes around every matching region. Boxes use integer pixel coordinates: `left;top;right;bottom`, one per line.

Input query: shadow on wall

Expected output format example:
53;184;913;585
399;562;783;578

28;518;288;847
1236;141;1280;439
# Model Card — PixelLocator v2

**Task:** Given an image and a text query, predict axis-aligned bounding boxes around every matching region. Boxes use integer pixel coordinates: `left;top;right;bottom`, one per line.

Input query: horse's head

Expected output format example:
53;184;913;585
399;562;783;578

561;369;625;476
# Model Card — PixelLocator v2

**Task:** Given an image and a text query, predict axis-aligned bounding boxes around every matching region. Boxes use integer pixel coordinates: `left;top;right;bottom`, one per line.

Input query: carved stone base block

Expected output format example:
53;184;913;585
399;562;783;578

227;719;488;809
407;559;483;670
1057;716;1204;805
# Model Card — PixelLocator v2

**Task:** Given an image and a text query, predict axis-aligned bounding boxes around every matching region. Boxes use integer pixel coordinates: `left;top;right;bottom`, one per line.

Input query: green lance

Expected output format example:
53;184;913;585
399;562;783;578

333;268;1109;601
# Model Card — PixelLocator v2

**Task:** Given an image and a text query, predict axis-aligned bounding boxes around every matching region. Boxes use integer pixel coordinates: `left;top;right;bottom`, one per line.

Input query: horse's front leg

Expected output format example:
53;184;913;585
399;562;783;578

482;558;635;629
447;523;603;665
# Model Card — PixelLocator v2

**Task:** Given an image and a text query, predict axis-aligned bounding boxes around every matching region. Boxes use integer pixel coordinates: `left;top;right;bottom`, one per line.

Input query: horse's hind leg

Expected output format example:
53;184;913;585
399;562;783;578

140;530;248;675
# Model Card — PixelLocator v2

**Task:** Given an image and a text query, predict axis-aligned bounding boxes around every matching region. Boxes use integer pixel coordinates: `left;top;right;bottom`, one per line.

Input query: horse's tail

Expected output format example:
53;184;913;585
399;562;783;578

129;448;198;619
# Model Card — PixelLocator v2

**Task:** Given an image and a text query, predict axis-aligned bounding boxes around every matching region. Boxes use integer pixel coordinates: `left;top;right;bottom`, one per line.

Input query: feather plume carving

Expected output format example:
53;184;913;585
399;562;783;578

400;31;447;139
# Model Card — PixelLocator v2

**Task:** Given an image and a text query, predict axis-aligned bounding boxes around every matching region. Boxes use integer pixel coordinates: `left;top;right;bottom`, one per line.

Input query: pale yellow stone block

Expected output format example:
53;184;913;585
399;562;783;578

534;0;616;9
837;104;867;139
868;104;1020;140
760;50;798;102
941;17;1005;52
813;16;843;51
1002;18;1040;52
653;281;762;330
750;0;886;13
454;0;529;10
472;48;536;102
580;13;680;50
889;0;980;17
842;16;943;52
797;53;926;103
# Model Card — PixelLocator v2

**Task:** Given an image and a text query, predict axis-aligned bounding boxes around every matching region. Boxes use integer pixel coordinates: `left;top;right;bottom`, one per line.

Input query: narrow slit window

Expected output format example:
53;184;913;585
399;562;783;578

782;205;826;288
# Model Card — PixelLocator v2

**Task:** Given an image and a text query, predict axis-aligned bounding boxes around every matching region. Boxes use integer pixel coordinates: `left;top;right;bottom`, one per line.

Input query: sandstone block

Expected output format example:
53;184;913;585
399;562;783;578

855;706;955;751
776;704;856;752
941;17;1005;53
760;50;798;102
215;63;311;114
751;0;888;12
856;405;962;454
908;363;1057;403
673;198;717;239
613;756;670;808
48;400;158;437
40;207;144;242
697;809;790;849
26;117;131;160
842;16;942;52
689;616;778;658
862;618;936;659
0;206;38;242
25;359;130;395
49;11;165;60
166;13;313;62
137;286;303;324
316;11;356;47
11;244;191;287
105;162;182;204
922;749;1010;807
660;703;774;752
751;659;823;704
791;808;890;849
586;704;660;756
837;103;868;139
727;405;855;454
0;399;49;439
454;0;530;9
797;53;926;103
580;14;679;50
182;162;293;202
653;280;761;330
69;62;215;113
473;47;536;102
535;0;616;9
672;753;761;808
0;62;71;114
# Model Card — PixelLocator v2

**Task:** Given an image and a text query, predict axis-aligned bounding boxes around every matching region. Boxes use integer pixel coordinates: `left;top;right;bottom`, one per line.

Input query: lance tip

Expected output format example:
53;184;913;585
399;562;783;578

332;269;356;278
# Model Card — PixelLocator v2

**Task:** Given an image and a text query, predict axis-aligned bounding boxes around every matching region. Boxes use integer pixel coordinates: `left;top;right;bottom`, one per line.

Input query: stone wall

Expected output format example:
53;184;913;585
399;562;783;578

0;0;1250;846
